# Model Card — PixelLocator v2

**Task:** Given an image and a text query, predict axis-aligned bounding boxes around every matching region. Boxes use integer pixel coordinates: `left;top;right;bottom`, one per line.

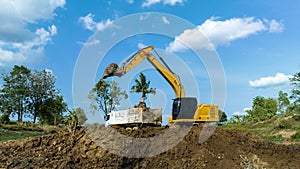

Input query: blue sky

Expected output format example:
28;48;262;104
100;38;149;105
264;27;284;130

1;0;300;122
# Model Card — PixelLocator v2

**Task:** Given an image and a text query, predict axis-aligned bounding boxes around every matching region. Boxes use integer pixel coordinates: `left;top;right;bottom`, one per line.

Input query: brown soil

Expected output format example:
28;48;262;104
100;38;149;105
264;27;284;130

0;125;299;169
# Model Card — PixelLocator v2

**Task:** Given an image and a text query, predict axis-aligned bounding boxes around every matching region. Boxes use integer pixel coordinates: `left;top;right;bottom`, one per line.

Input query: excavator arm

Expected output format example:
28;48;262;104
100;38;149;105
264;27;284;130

101;46;185;98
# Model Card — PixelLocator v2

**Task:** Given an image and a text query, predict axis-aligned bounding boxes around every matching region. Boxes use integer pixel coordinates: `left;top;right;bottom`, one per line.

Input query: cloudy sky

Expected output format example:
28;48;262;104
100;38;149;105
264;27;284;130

0;0;299;120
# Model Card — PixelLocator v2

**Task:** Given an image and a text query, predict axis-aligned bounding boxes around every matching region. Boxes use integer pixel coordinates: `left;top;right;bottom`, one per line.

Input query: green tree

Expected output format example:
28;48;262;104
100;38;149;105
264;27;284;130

0;65;31;122
229;115;243;123
39;95;67;125
290;71;300;104
218;110;228;123
286;103;300;116
72;107;87;125
89;79;127;118
277;91;290;115
289;71;300;115
0;66;67;124
0;113;10;124
130;73;156;102
245;96;278;122
29;69;58;123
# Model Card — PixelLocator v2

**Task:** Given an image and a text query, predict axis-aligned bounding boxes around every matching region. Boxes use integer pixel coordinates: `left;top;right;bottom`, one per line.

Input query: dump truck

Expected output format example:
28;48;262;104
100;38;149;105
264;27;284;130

105;107;162;127
101;46;219;125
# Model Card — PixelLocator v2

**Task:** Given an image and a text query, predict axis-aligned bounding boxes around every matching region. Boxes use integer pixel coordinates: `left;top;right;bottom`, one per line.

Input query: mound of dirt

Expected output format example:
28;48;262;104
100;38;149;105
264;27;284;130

0;125;299;169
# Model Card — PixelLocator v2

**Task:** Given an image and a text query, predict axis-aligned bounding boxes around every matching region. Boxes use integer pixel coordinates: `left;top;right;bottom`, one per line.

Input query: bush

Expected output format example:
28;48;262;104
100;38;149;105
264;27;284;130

18;121;36;127
291;131;300;141
0;113;10;124
293;114;300;121
278;120;293;129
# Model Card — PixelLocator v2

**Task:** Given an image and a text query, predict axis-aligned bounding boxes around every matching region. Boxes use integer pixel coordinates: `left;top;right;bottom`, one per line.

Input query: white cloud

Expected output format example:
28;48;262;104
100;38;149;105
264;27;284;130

265;19;284;33
233;111;248;116
138;43;147;49
96;20;113;31
79;13;114;32
0;0;65;24
233;108;251;116
166;17;284;52
142;0;161;7
49;0;66;9
0;0;65;66
0;49;25;63
49;25;57;36
79;14;95;31
200;17;267;46
162;16;170;24
166;28;214;52
0;26;56;65
249;73;292;88
164;0;184;5
77;39;101;47
35;28;52;46
142;0;184;7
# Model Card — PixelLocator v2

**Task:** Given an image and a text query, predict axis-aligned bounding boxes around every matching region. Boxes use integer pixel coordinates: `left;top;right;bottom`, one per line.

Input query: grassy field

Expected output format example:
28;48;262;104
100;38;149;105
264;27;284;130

222;116;300;144
0;128;45;142
1;116;299;144
0;123;52;142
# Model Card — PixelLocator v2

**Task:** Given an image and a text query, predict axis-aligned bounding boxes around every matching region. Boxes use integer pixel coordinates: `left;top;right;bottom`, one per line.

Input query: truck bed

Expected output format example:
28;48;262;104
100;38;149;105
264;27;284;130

105;108;162;127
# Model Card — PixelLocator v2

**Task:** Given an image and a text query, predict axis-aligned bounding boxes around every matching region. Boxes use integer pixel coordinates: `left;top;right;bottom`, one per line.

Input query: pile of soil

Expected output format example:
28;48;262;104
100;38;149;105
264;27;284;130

0;125;299;168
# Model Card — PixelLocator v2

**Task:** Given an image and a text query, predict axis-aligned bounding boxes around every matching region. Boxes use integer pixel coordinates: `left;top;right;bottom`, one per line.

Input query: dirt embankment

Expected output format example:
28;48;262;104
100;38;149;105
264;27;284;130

0;125;299;169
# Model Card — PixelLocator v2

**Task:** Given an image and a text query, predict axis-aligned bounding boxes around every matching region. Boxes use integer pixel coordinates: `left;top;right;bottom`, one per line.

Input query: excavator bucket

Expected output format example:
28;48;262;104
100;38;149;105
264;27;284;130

101;63;119;79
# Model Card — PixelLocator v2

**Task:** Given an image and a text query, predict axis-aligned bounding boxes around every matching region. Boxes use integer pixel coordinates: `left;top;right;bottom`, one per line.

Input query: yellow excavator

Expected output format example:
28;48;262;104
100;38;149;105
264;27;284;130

101;46;219;123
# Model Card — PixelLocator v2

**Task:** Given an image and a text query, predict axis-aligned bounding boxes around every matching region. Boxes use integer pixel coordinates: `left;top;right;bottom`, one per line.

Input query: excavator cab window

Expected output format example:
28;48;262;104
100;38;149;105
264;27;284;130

172;99;180;120
172;97;197;120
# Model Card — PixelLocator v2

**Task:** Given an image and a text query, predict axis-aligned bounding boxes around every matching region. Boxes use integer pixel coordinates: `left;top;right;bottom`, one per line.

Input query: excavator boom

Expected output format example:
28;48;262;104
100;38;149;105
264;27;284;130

101;46;184;98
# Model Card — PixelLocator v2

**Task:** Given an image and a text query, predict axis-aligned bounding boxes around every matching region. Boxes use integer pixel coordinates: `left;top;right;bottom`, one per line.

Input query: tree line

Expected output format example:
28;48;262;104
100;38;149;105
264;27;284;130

230;71;300;123
0;65;87;125
1;66;227;125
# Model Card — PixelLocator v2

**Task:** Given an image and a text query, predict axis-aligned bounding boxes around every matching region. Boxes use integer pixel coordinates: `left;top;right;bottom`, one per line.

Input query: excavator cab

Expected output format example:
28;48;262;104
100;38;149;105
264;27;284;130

172;97;197;120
